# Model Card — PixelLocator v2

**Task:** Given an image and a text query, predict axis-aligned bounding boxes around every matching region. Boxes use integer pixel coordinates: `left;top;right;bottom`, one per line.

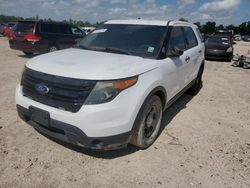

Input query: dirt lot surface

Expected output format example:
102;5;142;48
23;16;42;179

0;37;249;188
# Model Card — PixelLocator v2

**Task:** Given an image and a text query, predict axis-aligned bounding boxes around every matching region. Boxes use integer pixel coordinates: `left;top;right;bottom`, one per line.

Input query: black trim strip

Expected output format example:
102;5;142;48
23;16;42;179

166;79;195;108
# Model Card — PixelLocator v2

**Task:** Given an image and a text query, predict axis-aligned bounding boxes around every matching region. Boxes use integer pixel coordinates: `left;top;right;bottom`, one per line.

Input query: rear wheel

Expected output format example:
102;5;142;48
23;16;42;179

130;95;163;148
226;55;233;62
48;45;58;52
187;66;204;95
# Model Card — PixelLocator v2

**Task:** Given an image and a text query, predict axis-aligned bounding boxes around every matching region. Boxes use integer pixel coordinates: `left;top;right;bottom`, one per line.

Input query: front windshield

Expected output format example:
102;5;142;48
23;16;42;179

76;24;167;58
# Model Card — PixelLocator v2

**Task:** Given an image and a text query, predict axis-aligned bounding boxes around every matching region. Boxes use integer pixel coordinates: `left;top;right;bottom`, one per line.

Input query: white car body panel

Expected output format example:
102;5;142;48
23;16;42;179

16;70;165;137
26;48;159;80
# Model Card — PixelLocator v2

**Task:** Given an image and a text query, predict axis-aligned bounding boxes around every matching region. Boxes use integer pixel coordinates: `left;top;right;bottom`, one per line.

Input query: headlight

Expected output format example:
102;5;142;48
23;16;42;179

226;47;233;53
84;76;138;105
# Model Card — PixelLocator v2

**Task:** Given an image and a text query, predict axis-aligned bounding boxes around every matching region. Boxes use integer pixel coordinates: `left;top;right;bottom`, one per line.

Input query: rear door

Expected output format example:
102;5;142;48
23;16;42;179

39;23;73;50
55;24;73;49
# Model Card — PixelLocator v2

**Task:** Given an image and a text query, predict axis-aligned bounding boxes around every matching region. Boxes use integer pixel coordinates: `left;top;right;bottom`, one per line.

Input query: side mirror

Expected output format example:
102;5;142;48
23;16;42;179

169;47;184;57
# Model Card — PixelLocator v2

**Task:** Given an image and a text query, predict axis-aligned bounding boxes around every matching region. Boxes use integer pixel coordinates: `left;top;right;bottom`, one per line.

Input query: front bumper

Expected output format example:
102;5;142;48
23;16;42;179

15;82;145;149
205;49;233;60
15;67;159;149
17;105;132;150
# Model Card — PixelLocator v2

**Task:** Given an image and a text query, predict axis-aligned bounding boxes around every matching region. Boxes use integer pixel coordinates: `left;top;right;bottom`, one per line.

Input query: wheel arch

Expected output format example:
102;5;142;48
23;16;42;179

48;43;59;51
131;86;167;132
153;87;167;109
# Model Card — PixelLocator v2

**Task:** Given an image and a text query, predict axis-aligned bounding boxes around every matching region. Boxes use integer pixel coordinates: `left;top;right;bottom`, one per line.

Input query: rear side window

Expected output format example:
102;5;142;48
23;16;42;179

167;26;186;52
15;22;35;34
183;27;198;49
40;23;71;34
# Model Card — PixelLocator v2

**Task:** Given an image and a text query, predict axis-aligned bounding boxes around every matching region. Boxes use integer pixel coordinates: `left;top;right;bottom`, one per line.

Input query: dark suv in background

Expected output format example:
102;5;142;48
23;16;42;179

205;35;233;61
9;20;85;55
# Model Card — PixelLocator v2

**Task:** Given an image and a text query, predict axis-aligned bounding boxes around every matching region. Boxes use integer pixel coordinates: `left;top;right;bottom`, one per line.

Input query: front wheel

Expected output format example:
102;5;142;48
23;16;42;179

130;95;163;148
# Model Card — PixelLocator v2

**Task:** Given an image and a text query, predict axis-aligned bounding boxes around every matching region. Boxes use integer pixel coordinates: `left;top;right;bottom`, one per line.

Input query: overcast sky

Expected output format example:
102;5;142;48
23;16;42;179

0;0;249;25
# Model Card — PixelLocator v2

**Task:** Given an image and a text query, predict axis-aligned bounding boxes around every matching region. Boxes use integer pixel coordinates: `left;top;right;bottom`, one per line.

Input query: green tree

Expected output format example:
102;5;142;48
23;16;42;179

239;22;247;35
179;18;188;22
202;21;216;34
216;24;224;31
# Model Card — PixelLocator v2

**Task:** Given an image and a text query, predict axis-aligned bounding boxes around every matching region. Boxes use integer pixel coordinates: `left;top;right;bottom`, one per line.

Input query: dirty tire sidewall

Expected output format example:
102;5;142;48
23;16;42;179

131;95;162;148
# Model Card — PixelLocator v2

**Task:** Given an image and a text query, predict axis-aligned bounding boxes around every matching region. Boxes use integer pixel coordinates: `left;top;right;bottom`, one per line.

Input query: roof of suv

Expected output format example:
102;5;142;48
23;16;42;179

18;20;73;26
105;19;196;27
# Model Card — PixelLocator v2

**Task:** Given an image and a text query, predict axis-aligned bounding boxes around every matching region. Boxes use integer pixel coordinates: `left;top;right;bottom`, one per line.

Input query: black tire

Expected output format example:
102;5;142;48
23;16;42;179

226;55;233;62
130;95;163;148
187;65;204;95
23;51;34;55
48;45;58;52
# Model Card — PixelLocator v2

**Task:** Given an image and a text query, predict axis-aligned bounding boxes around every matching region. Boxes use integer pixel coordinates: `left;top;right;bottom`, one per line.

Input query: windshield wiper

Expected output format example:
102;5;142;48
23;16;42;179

76;45;92;50
104;47;131;55
76;45;131;55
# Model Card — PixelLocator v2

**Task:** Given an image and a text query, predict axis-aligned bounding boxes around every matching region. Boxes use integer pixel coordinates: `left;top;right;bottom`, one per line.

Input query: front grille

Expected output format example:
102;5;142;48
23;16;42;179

21;68;97;113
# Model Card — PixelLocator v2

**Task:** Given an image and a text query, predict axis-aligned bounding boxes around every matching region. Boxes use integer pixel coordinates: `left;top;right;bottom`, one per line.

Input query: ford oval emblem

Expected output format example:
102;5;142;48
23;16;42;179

35;84;50;94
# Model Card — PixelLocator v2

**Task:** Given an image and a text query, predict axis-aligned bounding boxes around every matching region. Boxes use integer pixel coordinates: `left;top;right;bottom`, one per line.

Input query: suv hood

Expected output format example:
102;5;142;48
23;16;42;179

26;48;158;80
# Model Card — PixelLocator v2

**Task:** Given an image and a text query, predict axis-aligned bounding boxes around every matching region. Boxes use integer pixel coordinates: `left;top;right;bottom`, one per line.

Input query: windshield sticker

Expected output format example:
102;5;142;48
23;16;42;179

148;46;155;53
92;29;107;34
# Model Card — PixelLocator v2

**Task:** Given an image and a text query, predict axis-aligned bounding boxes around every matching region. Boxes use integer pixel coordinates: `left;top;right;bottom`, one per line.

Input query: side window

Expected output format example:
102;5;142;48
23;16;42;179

167;26;186;55
183;27;198;49
56;25;71;34
40;23;54;33
40;24;71;34
71;26;82;35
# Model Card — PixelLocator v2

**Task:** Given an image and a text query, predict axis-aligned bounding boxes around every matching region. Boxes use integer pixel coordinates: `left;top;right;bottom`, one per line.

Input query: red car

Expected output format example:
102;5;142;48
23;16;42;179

3;22;16;38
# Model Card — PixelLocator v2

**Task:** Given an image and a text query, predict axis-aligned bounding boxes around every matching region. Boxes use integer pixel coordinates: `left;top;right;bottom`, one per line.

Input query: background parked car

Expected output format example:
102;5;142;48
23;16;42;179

0;23;7;34
205;35;233;61
3;22;16;37
242;35;250;42
9;20;85;55
234;34;241;41
215;30;234;44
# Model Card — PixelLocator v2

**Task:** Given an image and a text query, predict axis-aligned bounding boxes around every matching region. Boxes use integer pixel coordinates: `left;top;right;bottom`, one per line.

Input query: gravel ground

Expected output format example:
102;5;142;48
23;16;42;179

0;37;249;188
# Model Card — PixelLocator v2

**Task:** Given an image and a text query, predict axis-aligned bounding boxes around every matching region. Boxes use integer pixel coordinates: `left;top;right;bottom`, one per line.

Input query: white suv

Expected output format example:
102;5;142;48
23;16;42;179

16;20;205;150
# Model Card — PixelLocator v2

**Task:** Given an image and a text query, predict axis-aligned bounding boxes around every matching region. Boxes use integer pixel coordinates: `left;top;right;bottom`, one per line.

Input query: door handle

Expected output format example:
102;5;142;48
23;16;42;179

198;50;202;53
185;56;190;63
